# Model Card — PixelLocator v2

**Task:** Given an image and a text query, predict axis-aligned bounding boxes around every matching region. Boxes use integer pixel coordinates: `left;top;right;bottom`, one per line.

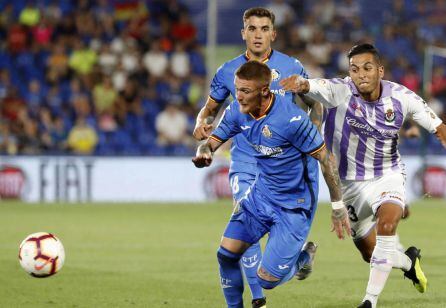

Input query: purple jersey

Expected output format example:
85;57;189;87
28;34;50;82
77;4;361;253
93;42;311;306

307;77;443;180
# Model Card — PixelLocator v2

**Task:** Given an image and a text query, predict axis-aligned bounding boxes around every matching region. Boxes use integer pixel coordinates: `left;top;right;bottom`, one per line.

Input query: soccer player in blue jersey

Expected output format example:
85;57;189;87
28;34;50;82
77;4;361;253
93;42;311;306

193;8;322;307
193;61;350;308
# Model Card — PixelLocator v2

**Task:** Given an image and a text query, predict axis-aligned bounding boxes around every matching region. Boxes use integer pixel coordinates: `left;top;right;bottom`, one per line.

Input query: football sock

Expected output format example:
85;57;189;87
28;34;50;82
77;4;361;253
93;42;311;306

240;242;264;300
217;246;244;308
364;235;398;304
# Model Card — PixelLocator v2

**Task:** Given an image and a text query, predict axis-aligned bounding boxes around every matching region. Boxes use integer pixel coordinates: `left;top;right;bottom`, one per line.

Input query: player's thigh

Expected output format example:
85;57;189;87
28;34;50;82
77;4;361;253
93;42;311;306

370;173;406;214
261;207;312;279
223;198;269;248
229;171;256;201
342;180;375;241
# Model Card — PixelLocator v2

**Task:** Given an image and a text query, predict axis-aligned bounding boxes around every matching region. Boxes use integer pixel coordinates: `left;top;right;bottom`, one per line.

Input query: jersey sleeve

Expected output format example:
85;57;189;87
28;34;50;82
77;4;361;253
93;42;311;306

287;111;325;154
307;79;350;108
402;93;443;133
210;103;241;143
292;58;309;78
209;64;231;103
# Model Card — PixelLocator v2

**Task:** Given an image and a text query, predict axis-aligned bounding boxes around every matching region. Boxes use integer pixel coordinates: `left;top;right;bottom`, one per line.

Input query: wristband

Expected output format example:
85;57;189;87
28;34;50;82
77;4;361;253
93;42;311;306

331;200;345;210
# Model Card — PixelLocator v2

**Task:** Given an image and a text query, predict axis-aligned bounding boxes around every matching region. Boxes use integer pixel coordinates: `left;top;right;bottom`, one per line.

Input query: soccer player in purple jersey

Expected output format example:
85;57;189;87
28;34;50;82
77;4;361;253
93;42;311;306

286;43;446;308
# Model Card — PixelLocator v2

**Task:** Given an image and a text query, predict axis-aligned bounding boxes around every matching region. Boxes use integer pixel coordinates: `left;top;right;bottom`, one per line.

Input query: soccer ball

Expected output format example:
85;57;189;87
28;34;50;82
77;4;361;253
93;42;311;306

18;232;65;278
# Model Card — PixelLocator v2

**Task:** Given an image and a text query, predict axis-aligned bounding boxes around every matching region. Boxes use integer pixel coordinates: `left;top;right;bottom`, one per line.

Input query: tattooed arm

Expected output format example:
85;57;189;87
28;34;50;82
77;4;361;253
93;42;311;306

311;145;351;239
300;94;324;132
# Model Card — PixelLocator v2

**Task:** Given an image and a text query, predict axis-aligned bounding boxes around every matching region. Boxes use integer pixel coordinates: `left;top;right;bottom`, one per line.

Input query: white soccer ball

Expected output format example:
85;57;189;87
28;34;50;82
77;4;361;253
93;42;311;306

18;232;65;278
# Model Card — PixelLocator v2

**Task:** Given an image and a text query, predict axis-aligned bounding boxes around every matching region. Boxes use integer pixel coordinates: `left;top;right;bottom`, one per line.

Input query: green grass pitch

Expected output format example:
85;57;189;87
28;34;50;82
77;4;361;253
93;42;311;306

1;199;445;307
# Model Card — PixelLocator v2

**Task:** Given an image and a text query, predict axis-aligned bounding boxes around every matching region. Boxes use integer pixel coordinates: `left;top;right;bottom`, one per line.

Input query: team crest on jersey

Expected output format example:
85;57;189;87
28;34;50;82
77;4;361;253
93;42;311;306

351;102;363;117
262;125;272;138
385;108;395;122
271;69;281;81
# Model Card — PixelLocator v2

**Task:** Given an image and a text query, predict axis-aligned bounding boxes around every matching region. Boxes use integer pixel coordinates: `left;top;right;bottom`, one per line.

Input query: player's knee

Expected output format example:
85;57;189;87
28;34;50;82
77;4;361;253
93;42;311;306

256;266;281;289
217;247;241;266
376;220;398;235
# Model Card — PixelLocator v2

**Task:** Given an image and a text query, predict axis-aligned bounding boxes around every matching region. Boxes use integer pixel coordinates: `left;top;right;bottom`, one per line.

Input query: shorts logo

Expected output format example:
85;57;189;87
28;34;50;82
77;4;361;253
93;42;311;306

385;108;395;122
262;125;272;138
271;69;281;81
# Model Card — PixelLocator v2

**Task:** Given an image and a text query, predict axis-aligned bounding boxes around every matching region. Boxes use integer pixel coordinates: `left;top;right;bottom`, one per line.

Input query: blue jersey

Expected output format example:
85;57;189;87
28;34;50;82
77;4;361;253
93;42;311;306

209;50;309;164
211;94;324;210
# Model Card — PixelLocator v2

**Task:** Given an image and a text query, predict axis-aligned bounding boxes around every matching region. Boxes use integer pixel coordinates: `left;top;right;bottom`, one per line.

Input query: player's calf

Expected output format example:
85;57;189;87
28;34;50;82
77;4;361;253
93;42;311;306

217;247;244;307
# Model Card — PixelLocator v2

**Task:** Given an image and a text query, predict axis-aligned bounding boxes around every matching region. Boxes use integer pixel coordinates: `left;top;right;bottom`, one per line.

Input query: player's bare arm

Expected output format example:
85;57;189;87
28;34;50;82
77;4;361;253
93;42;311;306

300;95;324;132
434;123;446;148
279;74;310;94
192;137;222;168
280;75;323;131
193;98;221;140
311;146;351;239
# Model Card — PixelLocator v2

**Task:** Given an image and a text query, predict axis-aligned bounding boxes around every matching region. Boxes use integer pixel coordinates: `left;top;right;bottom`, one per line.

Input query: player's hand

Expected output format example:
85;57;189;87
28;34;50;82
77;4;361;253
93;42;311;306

193;123;213;141
191;144;213;168
434;123;446;149
279;74;309;94
193;116;215;141
331;207;351;240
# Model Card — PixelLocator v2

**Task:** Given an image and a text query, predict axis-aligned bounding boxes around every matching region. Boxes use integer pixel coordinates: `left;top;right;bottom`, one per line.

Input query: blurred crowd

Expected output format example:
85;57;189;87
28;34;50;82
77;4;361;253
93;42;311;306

0;0;206;156
0;0;445;156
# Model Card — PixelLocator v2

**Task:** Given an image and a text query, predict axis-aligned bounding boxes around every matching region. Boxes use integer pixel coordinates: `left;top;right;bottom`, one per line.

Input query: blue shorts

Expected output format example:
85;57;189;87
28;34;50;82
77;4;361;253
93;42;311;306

223;186;317;279
228;161;257;201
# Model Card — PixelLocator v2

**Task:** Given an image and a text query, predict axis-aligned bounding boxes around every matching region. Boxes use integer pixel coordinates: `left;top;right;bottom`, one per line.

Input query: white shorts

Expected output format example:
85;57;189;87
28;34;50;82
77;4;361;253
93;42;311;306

341;172;406;241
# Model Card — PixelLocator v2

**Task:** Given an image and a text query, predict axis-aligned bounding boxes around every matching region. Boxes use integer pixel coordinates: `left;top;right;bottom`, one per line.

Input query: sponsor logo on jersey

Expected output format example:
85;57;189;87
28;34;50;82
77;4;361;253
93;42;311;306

262;125;272;138
270;89;286;96
252;144;283;157
271;69;281;81
385;108;395;122
290;115;302;122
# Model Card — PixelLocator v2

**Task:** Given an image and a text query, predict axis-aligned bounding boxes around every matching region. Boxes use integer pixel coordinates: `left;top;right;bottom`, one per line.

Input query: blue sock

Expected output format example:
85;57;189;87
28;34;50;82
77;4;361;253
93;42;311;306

240;242;264;300
217;247;244;308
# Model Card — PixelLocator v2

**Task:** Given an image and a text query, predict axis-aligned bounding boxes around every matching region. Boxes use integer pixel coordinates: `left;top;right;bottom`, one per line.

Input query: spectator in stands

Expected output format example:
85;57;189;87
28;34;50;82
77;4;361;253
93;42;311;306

143;39;169;79
171;12;197;47
170;43;190;79
19;2;41;27
266;0;295;28
47;43;69;81
68;39;97;75
67;116;98;155
155;104;190;147
0;120;17;155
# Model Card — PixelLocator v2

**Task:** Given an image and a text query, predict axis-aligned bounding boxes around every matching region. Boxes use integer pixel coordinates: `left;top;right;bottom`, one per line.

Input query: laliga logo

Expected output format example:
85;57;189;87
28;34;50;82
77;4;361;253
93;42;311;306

412;165;446;198
0;165;27;199
204;164;232;199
